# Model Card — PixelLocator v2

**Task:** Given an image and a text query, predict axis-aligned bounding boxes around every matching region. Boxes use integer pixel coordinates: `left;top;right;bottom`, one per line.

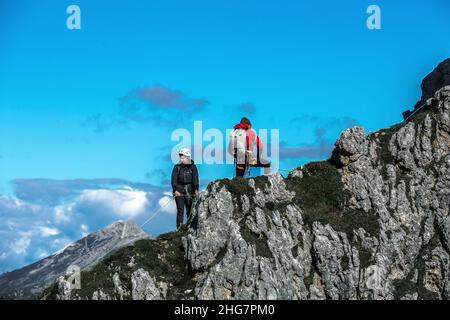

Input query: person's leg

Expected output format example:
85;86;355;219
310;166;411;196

175;196;185;229
235;154;247;178
185;196;193;221
236;166;245;177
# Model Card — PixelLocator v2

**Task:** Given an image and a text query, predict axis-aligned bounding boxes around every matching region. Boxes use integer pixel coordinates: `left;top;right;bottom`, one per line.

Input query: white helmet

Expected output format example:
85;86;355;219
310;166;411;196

179;148;191;157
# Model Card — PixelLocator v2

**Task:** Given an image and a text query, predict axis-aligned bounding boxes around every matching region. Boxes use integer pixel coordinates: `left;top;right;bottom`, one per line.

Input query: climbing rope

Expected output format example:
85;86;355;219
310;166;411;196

140;196;173;228
403;101;428;123
140;193;197;229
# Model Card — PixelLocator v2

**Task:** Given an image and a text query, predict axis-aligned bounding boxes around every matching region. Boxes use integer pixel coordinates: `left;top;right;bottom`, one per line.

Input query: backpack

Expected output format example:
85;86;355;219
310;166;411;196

229;128;248;165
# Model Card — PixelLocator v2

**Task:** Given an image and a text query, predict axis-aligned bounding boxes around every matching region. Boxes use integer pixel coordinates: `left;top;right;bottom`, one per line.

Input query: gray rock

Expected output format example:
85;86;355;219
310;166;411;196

38;62;450;300
332;126;368;167
403;58;450;119
180;85;450;300
55;277;72;301
131;268;161;300
112;273;126;300
92;290;110;300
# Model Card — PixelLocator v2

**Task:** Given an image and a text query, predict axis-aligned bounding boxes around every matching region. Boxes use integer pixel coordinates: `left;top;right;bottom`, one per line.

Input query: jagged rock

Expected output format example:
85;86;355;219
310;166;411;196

288;167;303;179
112;273;126;300
127;256;136;268
419;59;450;106
92;290;110;300
36;60;450;300
403;58;450;120
131;269;161;300
332;126;368;167
183;85;450;300
55;277;72;300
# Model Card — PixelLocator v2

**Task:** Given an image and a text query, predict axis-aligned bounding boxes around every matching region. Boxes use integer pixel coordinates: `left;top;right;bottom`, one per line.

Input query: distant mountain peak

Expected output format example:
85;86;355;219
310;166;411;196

0;220;148;299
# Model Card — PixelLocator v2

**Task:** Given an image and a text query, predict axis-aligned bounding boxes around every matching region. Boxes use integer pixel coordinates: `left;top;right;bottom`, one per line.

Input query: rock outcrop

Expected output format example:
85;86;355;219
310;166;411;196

40;80;450;300
187;85;450;300
403;58;450;120
13;58;444;300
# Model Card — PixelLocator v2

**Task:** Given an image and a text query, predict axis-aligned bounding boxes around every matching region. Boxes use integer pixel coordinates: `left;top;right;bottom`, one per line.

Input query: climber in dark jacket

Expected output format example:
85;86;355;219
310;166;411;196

171;148;199;229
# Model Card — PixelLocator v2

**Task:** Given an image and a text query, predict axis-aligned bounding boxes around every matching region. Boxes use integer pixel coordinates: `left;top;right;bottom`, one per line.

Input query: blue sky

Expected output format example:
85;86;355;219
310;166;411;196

0;0;449;273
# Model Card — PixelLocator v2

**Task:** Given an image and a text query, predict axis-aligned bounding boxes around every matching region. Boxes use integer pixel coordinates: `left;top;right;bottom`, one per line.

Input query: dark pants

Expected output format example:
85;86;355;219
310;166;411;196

236;166;246;177
235;155;248;178
175;194;193;229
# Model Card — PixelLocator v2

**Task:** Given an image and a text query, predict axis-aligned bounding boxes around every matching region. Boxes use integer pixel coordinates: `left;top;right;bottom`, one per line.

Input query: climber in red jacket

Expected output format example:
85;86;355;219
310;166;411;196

227;117;265;177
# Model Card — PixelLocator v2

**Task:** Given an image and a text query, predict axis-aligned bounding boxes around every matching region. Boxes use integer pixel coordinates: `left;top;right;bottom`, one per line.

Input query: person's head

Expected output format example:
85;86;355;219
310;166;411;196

240;117;252;128
178;148;192;165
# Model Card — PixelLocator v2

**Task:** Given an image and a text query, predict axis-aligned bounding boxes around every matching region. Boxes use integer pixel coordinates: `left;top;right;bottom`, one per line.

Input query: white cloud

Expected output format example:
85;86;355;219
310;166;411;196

158;192;177;215
19;230;33;238
80;224;89;237
0;195;23;210
54;204;74;224
0;179;172;273
10;238;31;255
35;248;49;259
78;187;149;218
37;226;60;237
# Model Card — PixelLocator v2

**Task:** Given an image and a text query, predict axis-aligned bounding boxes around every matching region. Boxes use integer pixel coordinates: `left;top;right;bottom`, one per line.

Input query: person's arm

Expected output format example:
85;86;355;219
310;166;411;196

247;129;263;152
254;133;270;166
247;130;262;157
255;134;263;152
192;165;199;192
171;166;182;194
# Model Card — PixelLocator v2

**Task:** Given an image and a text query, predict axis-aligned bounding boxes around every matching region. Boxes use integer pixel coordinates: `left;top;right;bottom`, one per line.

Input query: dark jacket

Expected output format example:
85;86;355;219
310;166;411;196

171;161;199;194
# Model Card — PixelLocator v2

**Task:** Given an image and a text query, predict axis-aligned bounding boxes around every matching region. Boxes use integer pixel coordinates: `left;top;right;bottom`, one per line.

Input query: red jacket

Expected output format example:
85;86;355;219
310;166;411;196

232;123;263;153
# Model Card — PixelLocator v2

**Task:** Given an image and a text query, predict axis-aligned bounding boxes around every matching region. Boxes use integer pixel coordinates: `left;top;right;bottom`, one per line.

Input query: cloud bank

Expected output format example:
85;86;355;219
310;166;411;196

0;179;176;274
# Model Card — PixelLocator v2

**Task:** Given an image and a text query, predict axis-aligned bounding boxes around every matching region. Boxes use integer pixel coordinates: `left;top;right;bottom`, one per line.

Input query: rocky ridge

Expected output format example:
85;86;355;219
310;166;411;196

34;59;450;300
44;82;450;300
